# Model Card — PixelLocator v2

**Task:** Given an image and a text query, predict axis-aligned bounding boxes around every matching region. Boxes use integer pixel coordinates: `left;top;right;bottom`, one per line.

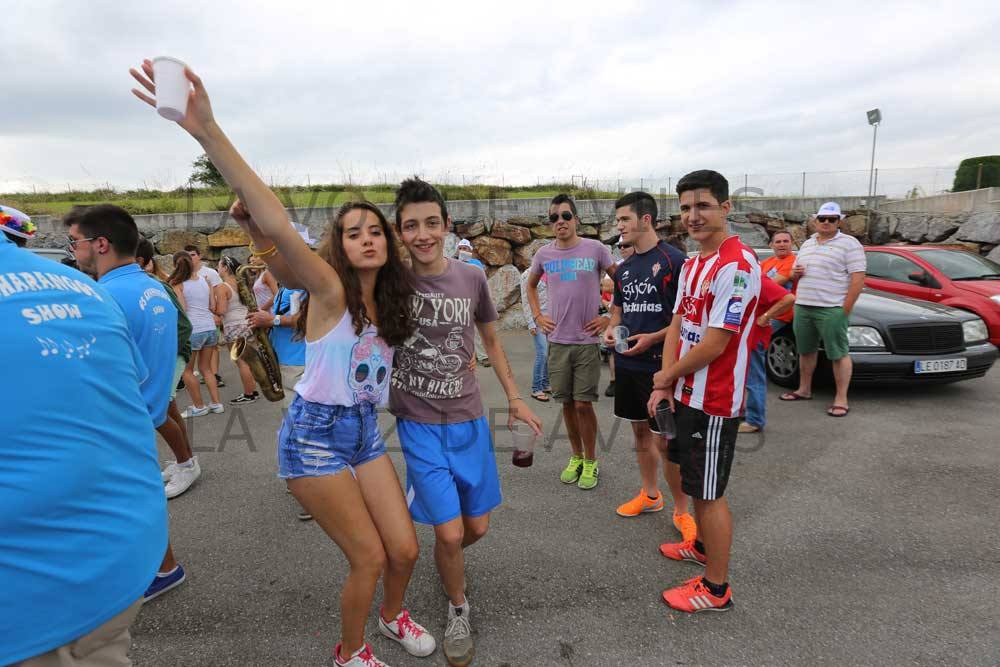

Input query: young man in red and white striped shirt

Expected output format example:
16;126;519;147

647;170;761;613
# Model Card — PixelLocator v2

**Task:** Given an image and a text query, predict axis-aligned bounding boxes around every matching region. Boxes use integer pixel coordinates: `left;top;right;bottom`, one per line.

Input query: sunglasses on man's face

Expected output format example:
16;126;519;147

548;211;574;223
618;244;632;250
816;216;840;223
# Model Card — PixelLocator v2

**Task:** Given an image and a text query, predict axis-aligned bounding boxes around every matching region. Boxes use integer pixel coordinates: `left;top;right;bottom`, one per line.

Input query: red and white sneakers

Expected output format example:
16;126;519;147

658;540;707;566
334;643;388;666
378;608;436;657
662;576;733;613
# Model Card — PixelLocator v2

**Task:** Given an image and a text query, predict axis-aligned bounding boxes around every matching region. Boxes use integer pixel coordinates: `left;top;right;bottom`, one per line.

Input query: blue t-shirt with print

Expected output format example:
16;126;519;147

0;236;168;665
99;263;178;427
270;288;306;366
612;240;686;372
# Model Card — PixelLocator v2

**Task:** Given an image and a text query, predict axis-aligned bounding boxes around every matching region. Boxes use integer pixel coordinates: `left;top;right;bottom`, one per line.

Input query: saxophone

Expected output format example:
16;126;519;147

231;264;285;402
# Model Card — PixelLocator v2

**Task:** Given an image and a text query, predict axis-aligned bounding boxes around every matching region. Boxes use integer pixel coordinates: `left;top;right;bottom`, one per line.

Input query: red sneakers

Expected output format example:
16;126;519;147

662;576;733;613
658;540;706;565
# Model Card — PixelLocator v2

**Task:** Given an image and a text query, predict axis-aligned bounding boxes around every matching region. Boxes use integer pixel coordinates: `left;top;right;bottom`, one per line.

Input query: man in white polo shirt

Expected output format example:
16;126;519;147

780;202;866;417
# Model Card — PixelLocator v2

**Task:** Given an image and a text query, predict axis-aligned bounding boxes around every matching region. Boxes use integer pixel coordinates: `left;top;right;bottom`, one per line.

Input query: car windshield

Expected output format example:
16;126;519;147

913;249;1000;280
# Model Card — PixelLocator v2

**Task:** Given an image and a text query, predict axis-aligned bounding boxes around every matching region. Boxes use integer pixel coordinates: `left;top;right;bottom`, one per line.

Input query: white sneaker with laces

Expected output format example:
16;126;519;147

165;459;201;499
208;402;225;414
180;405;209;419
443;602;474;666
378;608;436;657
161;461;179;482
334;643;388;666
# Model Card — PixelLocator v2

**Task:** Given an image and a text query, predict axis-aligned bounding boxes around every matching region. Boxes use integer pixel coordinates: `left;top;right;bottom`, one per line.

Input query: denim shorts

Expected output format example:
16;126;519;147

190;329;219;351
277;395;385;479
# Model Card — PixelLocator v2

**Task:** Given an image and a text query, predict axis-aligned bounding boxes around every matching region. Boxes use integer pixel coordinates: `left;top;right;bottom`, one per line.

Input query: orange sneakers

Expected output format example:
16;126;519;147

658;540;706;565
672;512;697;543
662;576;733;613
616;490;664;517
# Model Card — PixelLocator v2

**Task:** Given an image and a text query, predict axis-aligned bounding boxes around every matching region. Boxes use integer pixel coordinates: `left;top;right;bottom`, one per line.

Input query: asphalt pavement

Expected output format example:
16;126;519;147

132;331;1000;666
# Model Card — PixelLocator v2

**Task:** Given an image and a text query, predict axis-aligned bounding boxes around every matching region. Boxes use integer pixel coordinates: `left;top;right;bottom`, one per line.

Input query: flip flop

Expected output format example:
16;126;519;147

531;391;550;402
827;405;850;417
779;392;813;401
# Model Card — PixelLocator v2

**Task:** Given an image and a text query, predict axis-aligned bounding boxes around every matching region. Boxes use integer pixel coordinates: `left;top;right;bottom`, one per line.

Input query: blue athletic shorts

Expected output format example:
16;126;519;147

277;396;385;479
397;416;502;526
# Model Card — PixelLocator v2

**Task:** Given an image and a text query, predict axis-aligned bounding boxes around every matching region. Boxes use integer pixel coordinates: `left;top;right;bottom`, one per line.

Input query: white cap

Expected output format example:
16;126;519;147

457;239;473;249
815;202;844;219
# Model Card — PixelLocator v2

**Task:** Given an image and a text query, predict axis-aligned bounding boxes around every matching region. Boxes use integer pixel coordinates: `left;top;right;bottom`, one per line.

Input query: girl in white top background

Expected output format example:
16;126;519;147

215;256;260;404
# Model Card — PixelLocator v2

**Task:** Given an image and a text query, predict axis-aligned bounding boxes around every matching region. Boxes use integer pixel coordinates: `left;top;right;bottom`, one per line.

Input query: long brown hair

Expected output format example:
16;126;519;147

167;251;194;286
296;202;415;346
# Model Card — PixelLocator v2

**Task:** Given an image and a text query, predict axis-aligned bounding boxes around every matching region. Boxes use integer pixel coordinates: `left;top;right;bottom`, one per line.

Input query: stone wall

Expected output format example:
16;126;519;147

27;202;1000;331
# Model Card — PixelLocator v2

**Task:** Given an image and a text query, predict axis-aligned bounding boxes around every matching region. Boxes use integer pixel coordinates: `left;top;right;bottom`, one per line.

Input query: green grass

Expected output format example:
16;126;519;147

1;183;626;217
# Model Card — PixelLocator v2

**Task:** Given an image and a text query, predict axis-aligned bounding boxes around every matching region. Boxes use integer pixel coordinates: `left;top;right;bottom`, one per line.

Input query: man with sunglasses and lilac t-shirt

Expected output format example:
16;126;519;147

526;194;614;490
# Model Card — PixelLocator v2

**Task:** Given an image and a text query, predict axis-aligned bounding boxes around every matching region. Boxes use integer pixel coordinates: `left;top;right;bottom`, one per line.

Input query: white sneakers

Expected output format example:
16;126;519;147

334;644;388;667
443;602;474;666
378;608;436;657
179;403;223;418
164;458;201;499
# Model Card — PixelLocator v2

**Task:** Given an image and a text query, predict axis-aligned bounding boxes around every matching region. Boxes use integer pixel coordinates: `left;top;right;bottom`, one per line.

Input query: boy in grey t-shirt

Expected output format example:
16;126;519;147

390;178;541;666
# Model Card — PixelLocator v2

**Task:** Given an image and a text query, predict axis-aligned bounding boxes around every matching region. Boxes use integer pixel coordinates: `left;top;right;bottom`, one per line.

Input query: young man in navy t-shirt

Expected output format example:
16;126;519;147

603;193;695;543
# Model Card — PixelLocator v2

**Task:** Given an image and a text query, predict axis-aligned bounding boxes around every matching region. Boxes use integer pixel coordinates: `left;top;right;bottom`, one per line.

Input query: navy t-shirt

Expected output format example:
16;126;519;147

612;240;686;372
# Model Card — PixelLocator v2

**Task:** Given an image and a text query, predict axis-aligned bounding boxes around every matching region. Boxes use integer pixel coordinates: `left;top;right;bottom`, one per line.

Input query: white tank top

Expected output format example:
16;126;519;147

220;283;249;330
253;272;274;307
182;277;216;333
294;311;394;407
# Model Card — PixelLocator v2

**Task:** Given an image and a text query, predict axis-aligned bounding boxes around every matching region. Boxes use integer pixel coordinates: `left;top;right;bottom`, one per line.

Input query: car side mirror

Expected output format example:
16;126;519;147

907;271;928;285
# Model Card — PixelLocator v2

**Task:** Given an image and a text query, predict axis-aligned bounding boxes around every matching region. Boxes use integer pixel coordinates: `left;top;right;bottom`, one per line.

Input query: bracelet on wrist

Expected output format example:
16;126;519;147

249;241;278;258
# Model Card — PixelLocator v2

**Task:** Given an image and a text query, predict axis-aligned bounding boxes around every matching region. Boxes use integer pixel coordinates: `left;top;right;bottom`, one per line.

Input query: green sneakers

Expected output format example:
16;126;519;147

578;459;599;490
560;455;584;484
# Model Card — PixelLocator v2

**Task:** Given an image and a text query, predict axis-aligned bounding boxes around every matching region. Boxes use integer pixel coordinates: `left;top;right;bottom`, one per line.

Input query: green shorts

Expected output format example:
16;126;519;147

792;305;850;360
547;342;601;403
170;355;187;401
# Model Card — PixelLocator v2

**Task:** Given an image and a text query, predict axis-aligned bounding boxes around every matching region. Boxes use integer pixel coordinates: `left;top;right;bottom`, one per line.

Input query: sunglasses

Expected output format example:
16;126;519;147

618;243;633;249
67;235;98;249
548;211;574;223
816;216;840;223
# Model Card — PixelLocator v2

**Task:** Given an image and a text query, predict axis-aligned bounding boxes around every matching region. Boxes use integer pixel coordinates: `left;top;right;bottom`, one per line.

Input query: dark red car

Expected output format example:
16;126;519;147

864;246;1000;346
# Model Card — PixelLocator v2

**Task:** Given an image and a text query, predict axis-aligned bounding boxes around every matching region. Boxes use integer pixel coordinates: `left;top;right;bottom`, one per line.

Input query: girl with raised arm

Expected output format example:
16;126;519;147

131;60;434;667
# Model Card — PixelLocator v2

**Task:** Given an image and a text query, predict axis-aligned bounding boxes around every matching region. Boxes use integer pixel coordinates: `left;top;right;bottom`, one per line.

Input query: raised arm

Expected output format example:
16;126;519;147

129;60;341;308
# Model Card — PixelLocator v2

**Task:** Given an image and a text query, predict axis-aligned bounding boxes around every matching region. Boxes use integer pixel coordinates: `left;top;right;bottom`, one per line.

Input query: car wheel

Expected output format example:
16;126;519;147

767;329;799;388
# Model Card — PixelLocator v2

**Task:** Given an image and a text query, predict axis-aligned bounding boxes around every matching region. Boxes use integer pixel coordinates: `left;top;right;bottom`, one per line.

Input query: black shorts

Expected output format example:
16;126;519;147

613;367;661;433
671;402;739;500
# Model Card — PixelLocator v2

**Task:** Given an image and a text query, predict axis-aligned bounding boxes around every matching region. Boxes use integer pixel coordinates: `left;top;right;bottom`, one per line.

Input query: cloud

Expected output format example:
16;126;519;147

2;0;999;197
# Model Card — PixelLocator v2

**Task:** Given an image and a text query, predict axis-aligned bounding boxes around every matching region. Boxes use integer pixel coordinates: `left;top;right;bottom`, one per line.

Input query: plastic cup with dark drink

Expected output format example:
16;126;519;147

511;422;537;468
654;400;676;439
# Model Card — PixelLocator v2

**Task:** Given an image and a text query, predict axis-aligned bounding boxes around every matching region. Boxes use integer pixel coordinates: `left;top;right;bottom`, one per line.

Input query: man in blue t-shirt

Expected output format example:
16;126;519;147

602;193;696;543
65;204;188;601
0;232;167;665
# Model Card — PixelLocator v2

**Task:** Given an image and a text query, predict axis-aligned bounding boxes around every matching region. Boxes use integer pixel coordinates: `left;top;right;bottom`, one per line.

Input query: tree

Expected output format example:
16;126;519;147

190;153;225;187
952;156;1000;192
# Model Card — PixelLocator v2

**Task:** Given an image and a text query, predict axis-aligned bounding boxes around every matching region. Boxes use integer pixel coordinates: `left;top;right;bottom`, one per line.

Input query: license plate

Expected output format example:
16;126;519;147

914;358;967;374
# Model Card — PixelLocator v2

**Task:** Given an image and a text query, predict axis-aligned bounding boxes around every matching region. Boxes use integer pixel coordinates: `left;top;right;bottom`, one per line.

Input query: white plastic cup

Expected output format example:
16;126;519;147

152;56;191;122
511;422;537;467
613;325;630;354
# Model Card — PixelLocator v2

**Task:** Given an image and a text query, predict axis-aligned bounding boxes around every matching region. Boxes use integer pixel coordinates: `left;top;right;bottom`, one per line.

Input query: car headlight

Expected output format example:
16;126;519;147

962;318;989;344
847;326;885;348
991;295;1000;306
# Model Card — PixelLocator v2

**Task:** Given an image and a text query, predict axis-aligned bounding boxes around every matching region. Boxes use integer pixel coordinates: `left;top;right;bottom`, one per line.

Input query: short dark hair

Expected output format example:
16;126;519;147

183;244;201;255
771;230;793;242
394;177;448;228
3;229;27;247
136;238;156;264
63;204;139;258
549;193;578;218
614;191;658;223
676;170;729;205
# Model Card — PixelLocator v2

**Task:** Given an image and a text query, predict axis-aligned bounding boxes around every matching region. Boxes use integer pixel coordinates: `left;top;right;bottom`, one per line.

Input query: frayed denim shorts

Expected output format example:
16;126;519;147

277;395;385;479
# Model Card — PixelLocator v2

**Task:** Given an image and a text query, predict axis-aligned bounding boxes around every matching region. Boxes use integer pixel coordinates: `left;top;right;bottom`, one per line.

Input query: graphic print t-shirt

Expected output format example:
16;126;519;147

529;238;613;345
672;236;761;418
612;240;686;372
389;259;498;424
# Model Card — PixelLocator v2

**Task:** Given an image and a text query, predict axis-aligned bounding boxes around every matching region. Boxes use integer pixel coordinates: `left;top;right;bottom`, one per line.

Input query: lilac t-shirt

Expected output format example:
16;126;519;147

529;238;614;345
389;259;499;424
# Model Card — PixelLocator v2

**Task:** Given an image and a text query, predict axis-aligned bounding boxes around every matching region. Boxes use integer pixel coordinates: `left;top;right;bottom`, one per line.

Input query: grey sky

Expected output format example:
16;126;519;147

2;0;999;197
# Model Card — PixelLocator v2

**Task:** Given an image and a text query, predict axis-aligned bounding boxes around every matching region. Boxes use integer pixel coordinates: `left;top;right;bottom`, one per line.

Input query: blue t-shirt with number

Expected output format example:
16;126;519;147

0;235;167;665
612;240;686;372
99;263;178;428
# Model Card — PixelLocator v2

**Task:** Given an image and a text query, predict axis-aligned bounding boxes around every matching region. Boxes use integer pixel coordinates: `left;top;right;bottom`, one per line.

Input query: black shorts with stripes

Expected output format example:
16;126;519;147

672;402;739;500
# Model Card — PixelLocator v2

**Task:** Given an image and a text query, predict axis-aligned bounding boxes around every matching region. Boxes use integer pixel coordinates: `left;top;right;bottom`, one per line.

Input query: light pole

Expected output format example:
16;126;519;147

866;108;882;206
